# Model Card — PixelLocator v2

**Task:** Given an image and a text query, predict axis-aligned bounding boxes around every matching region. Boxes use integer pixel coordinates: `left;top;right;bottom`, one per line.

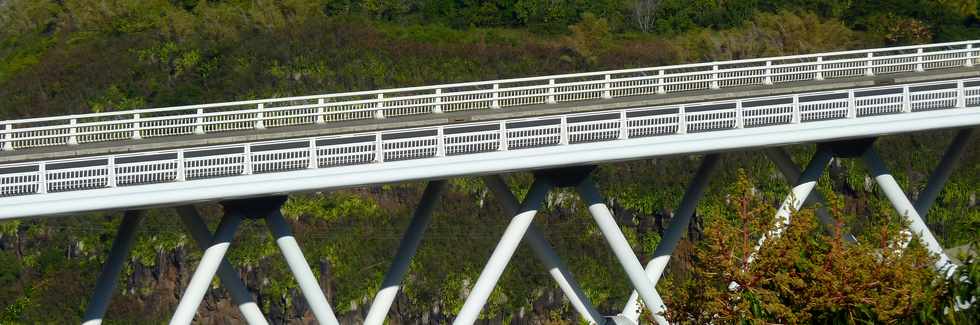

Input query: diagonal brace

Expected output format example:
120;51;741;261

82;210;144;325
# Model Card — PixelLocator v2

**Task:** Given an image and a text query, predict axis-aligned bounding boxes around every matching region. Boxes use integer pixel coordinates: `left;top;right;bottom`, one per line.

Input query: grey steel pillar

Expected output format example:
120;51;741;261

453;178;552;325
364;180;447;325
266;209;341;325
862;149;953;272
577;179;668;325
914;128;975;218
765;148;857;243
170;210;243;325
621;154;720;323
483;175;604;324
176;206;268;325
82;210;144;325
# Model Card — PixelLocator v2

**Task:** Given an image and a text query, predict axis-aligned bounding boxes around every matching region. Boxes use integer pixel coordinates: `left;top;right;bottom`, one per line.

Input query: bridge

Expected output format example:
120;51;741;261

2;40;978;324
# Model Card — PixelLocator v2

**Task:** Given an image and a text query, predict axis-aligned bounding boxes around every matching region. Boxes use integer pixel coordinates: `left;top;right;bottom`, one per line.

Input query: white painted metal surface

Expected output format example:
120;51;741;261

1;78;978;209
1;41;978;152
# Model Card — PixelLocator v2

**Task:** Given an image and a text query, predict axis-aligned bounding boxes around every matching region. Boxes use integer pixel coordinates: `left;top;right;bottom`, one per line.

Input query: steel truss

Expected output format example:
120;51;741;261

80;129;972;325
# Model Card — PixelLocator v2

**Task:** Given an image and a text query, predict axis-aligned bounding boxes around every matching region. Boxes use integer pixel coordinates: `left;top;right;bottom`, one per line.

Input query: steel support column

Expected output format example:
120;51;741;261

170;210;243;325
82;210;144;325
453;178;553;325
266;209;341;325
862;149;953;273
914;128;975;218
620;154;720;323
483;175;603;324
364;180;448;325
577;179;669;325
176;206;268;325
765;148;857;243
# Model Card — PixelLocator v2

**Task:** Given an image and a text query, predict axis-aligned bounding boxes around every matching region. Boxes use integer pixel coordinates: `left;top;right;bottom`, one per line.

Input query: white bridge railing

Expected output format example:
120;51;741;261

1;77;978;197
1;40;979;152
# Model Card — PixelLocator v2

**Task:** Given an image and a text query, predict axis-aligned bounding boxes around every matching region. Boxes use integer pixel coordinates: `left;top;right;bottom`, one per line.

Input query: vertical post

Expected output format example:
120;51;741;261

435;128;446;157
602;74;613;99
453;178;552;325
621;154;720;323
763;61;773;85
902;85;912;113
176;206;268;325
316;98;327;124
498;122;508;151
559;116;569;145
176;150;186;181
577;179;668;325
434;89;444;113
364;181;447;325
308;138;318;169
791;94;801;124
255;103;266;130
242;145;253;175
374;133;385;163
677;105;687;134
956;80;966;108
131;113;142;140
865;52;875;76
170;211;243;325
734;101;744;129
194;108;205;135
546;79;557;104
491;84;501;109
916;48;925;72
82;211;144;325
815;57;825;81
656;70;667;94
266;209;341;325
68;118;79;145
2;124;13;151
37;163;47;194
966;44;975;67
618;110;628;140
862;149;952;273
847;89;857;118
710;65;720;89
107;157;117;188
374;94;386;119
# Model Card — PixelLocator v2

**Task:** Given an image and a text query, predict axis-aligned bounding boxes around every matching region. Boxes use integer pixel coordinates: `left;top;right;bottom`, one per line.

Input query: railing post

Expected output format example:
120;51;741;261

491;84;501;109
68;118;79;145
792;94;801;124
194;108;205;135
902;85;912;113
37;163;47;194
255;103;266;130
107;157;117;188
865;52;875;77
710;65;720;89
763;61;774;85
815;56;825;81
602;74;613;99
656;70;667;94
546;79;557;104
375;94;386;119
847;89;857;118
966;44;975;67
434;89;444;113
559;116;569;145
308;138;318;169
956;80;966;108
131;113;142;140
316;98;326;124
916;48;925;72
436;128;446;157
677;105;687;134
242;145;253;175
734;101;744;129
374;133;384;163
499;122;508;151
618;110;628;140
176;150;186;181
2;124;13;151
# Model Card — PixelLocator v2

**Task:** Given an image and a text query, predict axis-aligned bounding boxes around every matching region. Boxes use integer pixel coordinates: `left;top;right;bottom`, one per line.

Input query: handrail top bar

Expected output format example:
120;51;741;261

2;39;978;125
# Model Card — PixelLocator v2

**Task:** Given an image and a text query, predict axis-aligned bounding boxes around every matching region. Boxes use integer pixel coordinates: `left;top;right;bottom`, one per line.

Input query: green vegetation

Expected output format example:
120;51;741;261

0;0;977;323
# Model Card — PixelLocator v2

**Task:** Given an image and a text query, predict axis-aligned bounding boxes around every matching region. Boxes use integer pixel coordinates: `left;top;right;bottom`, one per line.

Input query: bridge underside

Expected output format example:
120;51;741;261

77;128;973;325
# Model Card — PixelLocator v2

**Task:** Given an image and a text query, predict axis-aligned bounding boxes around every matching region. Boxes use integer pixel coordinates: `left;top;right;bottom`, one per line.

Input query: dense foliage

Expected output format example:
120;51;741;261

0;0;977;323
